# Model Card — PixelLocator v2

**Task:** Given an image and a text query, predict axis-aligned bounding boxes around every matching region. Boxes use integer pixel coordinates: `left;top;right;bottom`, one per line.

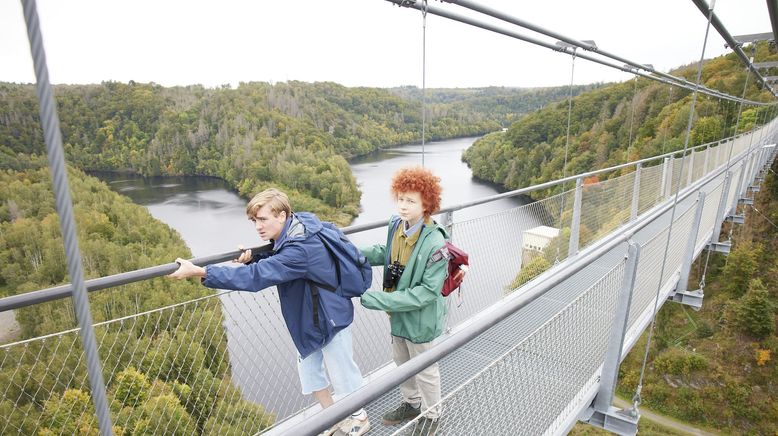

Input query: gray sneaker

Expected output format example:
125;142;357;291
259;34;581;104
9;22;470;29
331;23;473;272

381;402;421;425
318;420;343;436
410;417;439;436
338;416;371;436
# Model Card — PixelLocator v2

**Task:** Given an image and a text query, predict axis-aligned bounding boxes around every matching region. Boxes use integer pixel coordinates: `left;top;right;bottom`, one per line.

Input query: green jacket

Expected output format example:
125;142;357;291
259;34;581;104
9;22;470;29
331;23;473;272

360;215;448;343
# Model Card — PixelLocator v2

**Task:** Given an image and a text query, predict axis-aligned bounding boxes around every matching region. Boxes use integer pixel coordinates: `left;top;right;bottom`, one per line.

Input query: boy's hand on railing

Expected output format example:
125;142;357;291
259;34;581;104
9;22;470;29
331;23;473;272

169;258;206;279
234;245;253;264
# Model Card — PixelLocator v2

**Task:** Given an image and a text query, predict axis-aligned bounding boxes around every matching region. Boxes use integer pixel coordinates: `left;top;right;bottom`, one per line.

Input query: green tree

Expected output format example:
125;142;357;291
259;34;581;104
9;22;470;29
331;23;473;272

507;255;551;293
112;367;151;408
133;394;197;436
721;242;762;296
734;278;775;339
39;389;98;435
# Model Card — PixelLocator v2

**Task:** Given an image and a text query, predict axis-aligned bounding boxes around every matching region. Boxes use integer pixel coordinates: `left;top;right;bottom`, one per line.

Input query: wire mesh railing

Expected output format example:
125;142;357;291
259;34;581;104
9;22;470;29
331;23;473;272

691;149;707;183
637;163;664;216
579;171;636;248
0;121;775;435
696;180;724;249
396;260;627;436
1;294;276;435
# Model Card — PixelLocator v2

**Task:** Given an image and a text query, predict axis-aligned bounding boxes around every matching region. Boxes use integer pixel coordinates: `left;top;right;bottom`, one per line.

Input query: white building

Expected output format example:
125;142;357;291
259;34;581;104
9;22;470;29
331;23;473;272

522;225;560;265
523;226;560;251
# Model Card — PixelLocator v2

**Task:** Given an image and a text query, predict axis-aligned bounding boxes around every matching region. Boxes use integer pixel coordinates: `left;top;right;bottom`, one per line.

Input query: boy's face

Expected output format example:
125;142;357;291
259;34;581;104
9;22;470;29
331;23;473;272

396;191;425;225
251;204;287;241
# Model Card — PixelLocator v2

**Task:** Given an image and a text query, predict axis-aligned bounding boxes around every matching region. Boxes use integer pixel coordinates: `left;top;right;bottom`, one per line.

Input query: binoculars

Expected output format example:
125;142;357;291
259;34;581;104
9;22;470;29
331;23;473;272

383;261;405;289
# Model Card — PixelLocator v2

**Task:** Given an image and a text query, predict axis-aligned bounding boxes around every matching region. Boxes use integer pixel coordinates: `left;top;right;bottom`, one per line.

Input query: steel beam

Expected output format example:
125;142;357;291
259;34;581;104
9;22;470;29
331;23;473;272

709;172;732;250
591;242;640;413
676;193;706;294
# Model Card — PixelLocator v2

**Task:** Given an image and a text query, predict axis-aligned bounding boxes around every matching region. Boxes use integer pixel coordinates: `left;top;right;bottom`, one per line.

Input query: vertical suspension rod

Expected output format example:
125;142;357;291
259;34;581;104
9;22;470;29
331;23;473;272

20;1;113;434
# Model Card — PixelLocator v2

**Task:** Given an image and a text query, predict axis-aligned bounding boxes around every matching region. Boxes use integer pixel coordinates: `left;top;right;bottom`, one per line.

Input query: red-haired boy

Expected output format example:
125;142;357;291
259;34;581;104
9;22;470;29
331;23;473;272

360;167;448;436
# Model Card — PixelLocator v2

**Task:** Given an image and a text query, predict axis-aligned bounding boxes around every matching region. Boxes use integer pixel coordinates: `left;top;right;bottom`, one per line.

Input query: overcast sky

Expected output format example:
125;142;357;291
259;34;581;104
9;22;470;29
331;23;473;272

1;0;773;89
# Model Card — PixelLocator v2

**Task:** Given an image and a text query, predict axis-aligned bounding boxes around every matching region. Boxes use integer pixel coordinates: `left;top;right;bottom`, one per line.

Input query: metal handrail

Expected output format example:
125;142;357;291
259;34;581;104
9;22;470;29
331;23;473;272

278;135;772;435
0;129;764;313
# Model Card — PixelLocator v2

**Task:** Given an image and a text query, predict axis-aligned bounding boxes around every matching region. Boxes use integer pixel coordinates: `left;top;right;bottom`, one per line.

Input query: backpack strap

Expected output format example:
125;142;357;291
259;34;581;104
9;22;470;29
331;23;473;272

309;284;321;328
307;232;339;331
427;244;450;267
316;233;341;289
427;227;452;268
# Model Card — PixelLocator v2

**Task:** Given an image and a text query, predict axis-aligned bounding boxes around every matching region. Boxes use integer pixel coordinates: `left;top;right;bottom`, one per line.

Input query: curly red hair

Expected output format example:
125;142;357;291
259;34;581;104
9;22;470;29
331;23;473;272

391;167;442;217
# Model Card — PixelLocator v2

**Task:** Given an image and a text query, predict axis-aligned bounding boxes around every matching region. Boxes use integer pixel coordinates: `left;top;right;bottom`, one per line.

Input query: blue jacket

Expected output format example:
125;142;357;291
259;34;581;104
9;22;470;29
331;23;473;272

203;212;354;358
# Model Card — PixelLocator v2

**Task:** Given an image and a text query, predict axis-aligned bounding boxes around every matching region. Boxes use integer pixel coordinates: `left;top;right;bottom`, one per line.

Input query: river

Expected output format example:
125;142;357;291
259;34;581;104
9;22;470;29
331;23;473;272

91;136;533;418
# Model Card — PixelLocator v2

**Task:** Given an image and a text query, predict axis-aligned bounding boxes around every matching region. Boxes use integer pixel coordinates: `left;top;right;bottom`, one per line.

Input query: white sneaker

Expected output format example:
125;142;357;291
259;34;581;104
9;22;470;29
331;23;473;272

338;416;371;436
318;420;342;436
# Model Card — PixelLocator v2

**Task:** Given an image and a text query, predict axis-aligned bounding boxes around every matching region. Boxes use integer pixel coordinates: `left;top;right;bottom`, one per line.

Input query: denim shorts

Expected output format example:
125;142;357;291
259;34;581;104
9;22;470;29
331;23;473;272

297;324;364;396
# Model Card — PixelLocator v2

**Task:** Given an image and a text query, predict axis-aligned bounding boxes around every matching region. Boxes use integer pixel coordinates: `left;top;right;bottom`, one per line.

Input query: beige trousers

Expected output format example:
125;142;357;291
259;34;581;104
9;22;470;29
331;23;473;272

391;336;441;419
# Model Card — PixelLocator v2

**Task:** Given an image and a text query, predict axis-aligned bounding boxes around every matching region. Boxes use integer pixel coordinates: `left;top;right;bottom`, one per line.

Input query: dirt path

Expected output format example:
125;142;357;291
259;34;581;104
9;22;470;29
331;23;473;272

0;309;21;344
613;396;718;436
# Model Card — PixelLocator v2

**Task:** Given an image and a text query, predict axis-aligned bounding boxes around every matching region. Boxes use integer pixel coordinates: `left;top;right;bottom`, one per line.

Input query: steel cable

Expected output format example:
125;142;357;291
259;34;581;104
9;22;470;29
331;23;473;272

20;0;113;433
631;1;716;411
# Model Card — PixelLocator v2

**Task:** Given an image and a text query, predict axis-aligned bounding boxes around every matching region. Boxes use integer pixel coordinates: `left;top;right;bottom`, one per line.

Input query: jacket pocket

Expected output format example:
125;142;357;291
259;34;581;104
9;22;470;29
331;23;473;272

318;287;354;330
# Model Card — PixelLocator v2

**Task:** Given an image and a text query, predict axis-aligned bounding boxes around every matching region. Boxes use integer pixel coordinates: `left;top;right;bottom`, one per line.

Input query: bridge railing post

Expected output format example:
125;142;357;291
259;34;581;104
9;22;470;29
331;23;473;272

440;210;454;236
729;161;747;219
703;144;710;175
742;153;755;191
754;148;766;181
745;151;760;192
709;171;732;253
686;151;695;187
568;177;583;257
672;191;706;309
582;241;640;435
630;163;641;221
659;157;670;199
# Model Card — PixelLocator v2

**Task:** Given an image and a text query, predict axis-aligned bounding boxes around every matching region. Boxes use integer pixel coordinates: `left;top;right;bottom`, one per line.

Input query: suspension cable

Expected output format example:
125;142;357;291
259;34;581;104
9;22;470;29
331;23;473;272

421;0;428;167
689;94;719;293
734;101;771;241
661;86;674;155
694;96;723;293
697;242;713;291
751;205;778;230
632;0;716;412
726;66;754;169
563;50;576;180
556;49;577;263
20;0;113;434
701;96;710;144
626;76;639;161
725;65;755;242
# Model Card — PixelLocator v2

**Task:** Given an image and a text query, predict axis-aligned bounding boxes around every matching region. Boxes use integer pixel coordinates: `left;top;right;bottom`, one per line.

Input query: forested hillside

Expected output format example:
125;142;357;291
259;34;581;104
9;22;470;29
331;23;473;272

0;81;576;225
0;162;272;434
463;42;777;193
615;158;778;434
389;84;602;128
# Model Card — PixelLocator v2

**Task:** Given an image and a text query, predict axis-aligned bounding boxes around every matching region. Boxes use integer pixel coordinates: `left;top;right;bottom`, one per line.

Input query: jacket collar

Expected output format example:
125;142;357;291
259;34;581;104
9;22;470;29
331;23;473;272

273;213;306;250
